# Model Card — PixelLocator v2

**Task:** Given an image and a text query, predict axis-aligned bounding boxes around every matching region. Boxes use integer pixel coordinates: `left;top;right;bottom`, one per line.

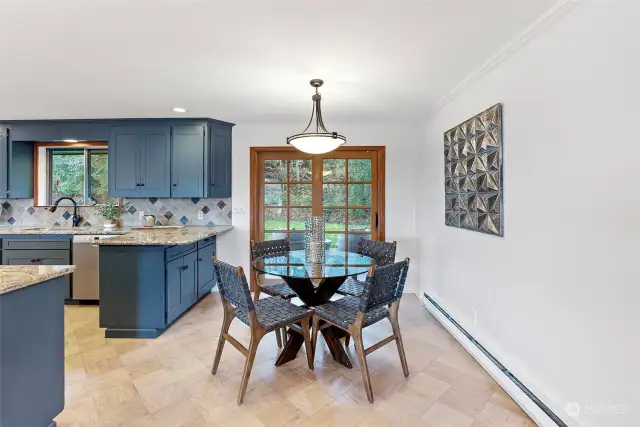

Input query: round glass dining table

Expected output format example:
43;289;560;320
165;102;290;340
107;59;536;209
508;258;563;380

252;250;374;368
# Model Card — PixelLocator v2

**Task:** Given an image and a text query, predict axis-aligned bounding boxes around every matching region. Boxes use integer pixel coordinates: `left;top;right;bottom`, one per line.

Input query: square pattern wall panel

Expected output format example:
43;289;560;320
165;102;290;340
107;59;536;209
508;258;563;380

444;104;503;236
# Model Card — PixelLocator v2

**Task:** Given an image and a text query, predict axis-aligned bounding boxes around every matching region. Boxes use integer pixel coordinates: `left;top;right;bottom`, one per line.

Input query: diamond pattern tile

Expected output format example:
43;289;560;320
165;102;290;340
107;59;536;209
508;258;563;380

444;104;503;236
62;211;71;220
180;216;189;225
201;205;210;215
217;200;226;210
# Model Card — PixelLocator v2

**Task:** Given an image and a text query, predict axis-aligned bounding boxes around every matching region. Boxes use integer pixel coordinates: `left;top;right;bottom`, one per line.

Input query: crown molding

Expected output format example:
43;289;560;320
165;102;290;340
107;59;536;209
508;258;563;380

426;0;583;116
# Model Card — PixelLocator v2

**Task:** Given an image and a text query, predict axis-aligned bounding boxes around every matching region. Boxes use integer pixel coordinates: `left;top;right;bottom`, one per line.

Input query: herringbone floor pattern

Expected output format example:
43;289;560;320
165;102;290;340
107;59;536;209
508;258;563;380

56;293;537;427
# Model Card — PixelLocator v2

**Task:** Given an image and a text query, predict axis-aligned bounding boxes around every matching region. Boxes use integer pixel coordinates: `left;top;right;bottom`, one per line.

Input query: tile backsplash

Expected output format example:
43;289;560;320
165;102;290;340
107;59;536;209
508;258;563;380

0;198;232;228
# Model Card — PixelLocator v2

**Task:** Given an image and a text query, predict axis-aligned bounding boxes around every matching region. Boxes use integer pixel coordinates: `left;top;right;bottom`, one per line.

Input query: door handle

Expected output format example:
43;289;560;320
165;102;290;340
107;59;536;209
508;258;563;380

375;213;379;229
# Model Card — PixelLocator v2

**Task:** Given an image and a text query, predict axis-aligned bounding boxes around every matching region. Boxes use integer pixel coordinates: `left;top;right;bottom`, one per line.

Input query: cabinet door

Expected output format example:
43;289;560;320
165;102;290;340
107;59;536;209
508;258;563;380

209;124;232;198
0;127;7;197
109;127;142;197
171;126;204;197
166;257;184;324
181;251;198;307
1;250;44;265
197;243;215;299
140;127;171;197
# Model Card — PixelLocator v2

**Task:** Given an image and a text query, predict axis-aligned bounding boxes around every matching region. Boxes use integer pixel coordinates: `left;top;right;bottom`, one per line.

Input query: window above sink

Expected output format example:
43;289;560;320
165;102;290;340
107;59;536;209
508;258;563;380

34;142;109;207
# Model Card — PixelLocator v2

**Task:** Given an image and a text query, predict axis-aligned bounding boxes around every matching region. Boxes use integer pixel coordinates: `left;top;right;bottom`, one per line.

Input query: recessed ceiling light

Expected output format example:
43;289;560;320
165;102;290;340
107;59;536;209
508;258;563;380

172;107;187;113
62;139;79;143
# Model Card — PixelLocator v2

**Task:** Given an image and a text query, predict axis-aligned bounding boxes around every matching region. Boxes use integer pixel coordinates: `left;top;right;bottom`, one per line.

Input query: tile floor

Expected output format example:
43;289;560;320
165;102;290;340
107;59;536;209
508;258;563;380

57;293;537;427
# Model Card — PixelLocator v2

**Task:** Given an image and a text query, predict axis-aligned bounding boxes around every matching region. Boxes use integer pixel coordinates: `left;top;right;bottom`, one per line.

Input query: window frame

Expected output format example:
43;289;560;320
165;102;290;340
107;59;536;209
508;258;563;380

33;142;108;207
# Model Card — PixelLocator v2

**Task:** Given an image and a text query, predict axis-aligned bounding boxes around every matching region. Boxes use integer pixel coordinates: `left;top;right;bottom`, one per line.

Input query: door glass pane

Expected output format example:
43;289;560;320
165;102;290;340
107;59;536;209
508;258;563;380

323;159;346;182
289;208;312;231
264;160;287;182
51;149;85;204
290;160;312;182
264;184;287;206
264;208;287;231
265;231;287;241
348;184;371;206
289;231;305;250
326;233;346;251
323;184;346;206
348;233;371;253
89;150;109;204
348;159;372;181
290;184;312;206
323;209;346;231
348;208;371;231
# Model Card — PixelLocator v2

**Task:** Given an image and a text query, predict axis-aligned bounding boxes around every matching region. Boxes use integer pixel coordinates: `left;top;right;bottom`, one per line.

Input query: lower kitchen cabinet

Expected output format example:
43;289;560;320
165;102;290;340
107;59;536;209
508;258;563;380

166;251;198;324
99;236;218;338
0;237;72;299
197;241;216;299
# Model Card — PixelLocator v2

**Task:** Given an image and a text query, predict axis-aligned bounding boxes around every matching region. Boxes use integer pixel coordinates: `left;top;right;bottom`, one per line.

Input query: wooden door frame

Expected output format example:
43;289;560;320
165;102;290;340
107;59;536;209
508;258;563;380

249;146;386;290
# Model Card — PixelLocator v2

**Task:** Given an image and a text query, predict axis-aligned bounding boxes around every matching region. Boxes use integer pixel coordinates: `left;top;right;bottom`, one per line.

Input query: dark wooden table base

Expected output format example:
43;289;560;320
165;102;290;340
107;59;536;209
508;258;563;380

274;275;353;368
275;323;352;368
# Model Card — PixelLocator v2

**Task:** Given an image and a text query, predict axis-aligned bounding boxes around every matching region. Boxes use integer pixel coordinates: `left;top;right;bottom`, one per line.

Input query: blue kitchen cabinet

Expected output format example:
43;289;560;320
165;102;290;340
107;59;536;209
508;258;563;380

171;126;205;197
109;126;171;197
166;251;198;324
0;126;33;199
0;127;7;197
207;123;232;198
197;239;216;299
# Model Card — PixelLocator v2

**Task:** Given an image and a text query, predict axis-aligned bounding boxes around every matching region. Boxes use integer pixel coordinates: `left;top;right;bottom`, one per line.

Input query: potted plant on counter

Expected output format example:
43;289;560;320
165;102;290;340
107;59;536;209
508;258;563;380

95;198;128;228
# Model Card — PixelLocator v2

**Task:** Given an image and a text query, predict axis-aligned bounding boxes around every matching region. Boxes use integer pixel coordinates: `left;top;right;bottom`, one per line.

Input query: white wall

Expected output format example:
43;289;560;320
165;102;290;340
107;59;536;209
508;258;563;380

216;121;423;293
418;2;639;427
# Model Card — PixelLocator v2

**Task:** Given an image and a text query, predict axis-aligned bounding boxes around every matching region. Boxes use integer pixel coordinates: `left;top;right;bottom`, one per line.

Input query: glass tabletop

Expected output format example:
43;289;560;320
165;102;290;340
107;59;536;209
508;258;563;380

252;250;373;279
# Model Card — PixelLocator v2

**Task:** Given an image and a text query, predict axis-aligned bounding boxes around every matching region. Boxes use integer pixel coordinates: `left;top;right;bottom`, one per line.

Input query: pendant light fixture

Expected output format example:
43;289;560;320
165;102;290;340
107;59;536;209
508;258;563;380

287;79;346;154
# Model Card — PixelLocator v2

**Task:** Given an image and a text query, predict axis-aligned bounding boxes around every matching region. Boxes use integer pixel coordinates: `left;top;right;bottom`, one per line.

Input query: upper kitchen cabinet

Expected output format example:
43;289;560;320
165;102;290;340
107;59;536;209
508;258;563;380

0;126;33;199
207;122;233;198
171;125;205;197
109;126;171;198
0;127;7;197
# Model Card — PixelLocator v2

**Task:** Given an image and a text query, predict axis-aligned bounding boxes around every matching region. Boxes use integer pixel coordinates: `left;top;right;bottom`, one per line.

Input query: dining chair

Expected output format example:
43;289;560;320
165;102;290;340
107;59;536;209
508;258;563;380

336;238;398;297
312;258;410;403
211;259;314;404
250;239;297;347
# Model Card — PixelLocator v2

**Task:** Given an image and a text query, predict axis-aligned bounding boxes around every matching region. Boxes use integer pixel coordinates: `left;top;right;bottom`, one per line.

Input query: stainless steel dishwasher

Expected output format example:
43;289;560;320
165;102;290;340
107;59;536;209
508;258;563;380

72;235;111;302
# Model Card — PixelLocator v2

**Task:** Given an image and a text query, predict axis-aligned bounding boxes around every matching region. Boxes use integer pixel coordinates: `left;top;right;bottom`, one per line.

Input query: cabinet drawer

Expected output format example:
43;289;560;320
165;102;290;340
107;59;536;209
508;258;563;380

165;243;197;262
197;236;216;249
2;249;70;265
2;239;71;250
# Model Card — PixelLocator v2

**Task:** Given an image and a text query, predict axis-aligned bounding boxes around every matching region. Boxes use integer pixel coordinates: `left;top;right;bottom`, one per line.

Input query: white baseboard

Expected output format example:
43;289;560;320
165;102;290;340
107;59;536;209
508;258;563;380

421;295;578;427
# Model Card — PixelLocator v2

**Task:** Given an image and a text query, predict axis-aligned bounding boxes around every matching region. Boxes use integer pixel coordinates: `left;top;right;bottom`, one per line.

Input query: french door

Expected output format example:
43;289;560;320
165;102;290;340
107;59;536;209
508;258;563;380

250;147;385;283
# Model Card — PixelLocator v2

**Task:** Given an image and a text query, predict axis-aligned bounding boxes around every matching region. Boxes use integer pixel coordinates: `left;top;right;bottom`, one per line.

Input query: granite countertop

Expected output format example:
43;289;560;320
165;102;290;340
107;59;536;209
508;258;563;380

0;226;130;235
93;225;233;246
0;265;76;295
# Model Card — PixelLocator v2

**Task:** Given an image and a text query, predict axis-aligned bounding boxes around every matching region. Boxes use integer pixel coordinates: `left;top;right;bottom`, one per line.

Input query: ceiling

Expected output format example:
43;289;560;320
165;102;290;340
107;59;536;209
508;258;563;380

0;0;557;123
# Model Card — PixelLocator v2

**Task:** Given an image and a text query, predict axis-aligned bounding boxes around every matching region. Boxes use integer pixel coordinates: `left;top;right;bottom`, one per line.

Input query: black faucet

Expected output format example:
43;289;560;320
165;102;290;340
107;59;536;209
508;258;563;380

49;197;81;227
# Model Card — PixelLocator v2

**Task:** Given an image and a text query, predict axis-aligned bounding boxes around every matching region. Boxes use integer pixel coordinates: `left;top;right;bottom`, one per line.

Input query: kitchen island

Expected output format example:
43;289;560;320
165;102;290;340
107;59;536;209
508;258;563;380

0;265;75;427
95;226;232;338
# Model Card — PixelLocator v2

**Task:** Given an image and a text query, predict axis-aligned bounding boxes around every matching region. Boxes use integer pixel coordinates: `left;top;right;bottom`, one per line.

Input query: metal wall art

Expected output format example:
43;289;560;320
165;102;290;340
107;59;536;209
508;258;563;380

444;103;503;236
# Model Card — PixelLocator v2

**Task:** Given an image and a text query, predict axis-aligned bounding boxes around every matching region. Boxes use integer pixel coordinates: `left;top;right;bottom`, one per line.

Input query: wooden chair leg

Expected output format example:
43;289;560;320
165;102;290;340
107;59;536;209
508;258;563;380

311;315;320;354
352;327;374;403
389;301;409;377
282;327;288;345
275;327;283;348
300;316;314;370
212;301;234;375
237;330;264;404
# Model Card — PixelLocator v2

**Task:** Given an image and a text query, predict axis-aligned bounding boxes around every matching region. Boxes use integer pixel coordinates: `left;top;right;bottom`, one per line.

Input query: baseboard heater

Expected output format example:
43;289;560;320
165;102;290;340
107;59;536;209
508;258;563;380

423;293;567;427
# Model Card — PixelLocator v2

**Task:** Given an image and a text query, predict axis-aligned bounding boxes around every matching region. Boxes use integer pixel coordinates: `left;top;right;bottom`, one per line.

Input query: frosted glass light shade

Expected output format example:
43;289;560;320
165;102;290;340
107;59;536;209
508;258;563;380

288;134;346;154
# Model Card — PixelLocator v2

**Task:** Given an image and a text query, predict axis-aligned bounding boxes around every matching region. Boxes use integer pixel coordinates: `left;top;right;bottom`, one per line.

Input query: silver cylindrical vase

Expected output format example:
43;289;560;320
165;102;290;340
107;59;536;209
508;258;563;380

304;216;325;263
